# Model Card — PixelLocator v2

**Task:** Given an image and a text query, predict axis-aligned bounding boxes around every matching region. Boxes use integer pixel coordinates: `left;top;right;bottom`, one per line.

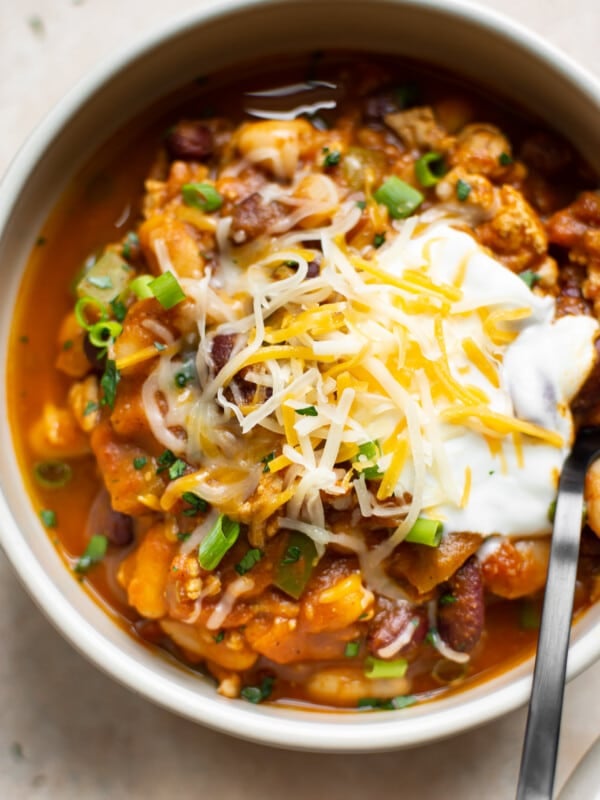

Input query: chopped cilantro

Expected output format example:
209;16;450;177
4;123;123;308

373;232;386;248
62;339;73;350
356;200;367;210
498;152;513;166
133;456;147;470
214;630;225;643
156;449;176;472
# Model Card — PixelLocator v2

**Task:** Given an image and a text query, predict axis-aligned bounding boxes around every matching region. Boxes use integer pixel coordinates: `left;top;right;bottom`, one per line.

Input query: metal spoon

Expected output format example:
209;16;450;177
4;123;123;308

516;426;600;800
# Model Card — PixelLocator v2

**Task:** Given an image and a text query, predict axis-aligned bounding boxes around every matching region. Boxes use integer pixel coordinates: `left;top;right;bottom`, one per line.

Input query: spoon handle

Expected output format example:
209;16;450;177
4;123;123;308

516;428;600;800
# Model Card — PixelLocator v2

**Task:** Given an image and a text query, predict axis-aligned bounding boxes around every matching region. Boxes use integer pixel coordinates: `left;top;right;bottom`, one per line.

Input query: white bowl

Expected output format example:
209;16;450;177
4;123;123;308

1;0;600;752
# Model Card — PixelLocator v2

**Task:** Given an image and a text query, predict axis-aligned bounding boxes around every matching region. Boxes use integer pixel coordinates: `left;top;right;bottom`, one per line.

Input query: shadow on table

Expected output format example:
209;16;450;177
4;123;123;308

0;553;522;800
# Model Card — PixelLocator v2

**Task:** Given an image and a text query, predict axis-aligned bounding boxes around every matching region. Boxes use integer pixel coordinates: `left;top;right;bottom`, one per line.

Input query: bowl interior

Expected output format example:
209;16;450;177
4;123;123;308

1;0;600;751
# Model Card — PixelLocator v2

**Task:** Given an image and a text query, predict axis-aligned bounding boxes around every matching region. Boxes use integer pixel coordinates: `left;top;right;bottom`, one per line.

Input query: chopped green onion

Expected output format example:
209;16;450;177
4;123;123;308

281;545;302;565
295;406;318;416
168;459;187;480
439;593;457;606
498;152;513;166
240;676;274;704
373;232;386;248
174;358;196;389
344;641;360;658
274;531;317;599
261;452;275;473
214;630;225;643
405;517;443;547
182;182;223;213
356;200;367;210
33;460;72;489
364;656;408;679
109;297;127;322
62;339;73;351
100;359;120;409
39;509;57;528
354;441;383;479
198;514;240;570
148;271;185;310
548;499;557;523
235;548;263;576
156;449;176;472
83;401;98;417
519;600;541;630
122;231;140;260
74;296;108;331
519;270;541;289
129;275;154;299
181;492;208;516
373;176;423;219
414;152;446;187
456;179;472;202
88;320;123;349
357;695;416;711
133;456;147;470
77;251;132;302
75;534;108;573
323;149;341;168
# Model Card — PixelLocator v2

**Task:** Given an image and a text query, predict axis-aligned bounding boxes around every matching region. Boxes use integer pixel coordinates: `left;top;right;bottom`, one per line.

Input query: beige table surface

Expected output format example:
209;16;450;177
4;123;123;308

2;1;600;797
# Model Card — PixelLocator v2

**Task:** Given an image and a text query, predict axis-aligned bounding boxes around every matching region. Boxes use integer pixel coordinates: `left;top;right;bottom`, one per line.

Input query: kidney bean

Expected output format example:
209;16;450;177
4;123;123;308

367;597;427;657
165;121;213;161
437;556;484;653
210;333;236;374
86;487;134;546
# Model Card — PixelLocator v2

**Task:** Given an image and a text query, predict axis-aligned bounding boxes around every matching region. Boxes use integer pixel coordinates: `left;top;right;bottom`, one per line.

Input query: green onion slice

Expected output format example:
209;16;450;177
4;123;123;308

295;406;318;416
75;534;108;573
274;531;318;600
76;250;132;302
149;272;185;310
456;179;472;202
40;509;57;528
182;182;223;213
198;514;241;570
373;176;423;219
364;656;408;679
88;320;123;349
129;275;154;299
344;641;360;658
74;296;108;331
405;517;443;547
33;460;72;489
357;695;416;711
235;548;263;576
519;270;540;289
100;359;121;410
414;152;446;187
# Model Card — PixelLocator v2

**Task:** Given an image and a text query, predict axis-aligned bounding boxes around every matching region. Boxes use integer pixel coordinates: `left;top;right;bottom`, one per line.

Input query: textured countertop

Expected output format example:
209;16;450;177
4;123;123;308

2;1;600;797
